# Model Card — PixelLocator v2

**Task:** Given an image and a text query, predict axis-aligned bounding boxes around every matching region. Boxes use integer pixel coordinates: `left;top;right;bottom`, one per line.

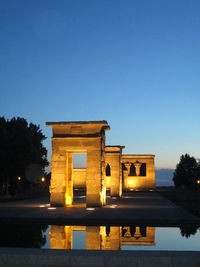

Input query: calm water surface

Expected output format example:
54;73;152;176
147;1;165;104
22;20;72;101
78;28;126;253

0;224;200;251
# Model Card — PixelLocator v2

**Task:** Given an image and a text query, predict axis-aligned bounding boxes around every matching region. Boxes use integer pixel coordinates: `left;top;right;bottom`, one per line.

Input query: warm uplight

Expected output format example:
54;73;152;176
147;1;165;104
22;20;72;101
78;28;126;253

48;207;56;210
86;207;95;211
110;205;117;208
41;177;45;183
197;180;200;184
17;176;21;181
65;192;73;206
127;178;136;188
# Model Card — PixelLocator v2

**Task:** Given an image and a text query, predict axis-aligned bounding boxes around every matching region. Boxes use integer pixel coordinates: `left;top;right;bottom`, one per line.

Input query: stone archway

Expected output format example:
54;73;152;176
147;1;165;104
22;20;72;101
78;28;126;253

46;121;110;207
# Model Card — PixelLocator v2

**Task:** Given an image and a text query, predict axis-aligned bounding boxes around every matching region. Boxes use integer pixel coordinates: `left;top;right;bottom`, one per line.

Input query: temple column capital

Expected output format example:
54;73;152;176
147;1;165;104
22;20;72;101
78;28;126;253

134;161;142;176
124;163;131;174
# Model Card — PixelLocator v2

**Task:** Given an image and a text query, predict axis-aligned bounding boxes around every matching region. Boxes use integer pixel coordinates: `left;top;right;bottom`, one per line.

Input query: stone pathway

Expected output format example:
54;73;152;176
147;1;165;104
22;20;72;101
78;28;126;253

0;192;199;226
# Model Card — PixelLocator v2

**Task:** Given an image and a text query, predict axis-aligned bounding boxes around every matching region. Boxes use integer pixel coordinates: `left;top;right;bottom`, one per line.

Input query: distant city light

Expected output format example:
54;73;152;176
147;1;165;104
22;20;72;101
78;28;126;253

197;180;200;184
17;176;21;181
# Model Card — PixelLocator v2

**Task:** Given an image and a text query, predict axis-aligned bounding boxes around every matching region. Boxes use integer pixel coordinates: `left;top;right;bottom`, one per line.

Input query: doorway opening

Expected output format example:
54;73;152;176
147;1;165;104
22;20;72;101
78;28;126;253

72;153;87;203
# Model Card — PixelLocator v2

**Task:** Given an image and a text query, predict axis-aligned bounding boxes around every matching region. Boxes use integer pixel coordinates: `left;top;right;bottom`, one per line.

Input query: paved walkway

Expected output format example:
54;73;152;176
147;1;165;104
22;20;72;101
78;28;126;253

0;192;199;226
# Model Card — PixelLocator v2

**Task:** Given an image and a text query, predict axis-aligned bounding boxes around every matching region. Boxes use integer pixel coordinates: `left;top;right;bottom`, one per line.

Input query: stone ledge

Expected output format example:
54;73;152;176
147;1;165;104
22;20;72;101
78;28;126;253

0;248;200;267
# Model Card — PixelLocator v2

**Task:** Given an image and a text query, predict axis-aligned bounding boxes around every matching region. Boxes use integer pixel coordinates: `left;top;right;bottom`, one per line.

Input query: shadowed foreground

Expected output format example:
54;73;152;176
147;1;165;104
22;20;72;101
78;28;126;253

0;192;199;226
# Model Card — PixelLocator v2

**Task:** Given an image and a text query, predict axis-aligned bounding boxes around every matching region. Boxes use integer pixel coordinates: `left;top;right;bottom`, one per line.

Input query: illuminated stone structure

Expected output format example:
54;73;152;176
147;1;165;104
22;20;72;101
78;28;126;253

121;226;155;246
121;155;155;190
46;121;110;207
105;146;125;197
47;120;155;207
49;225;155;250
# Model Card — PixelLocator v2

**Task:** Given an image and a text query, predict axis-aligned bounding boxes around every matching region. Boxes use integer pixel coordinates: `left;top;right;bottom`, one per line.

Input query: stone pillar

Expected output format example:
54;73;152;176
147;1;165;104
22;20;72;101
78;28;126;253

65;226;73;249
146;159;156;188
49;226;65;249
65;152;73;206
50;143;66;206
86;147;105;207
135;227;142;238
124;163;131;175
134;161;142;177
101;135;106;205
49;225;72;249
110;155;121;197
105;146;124;198
86;227;102;250
109;227;121;250
123;169;128;189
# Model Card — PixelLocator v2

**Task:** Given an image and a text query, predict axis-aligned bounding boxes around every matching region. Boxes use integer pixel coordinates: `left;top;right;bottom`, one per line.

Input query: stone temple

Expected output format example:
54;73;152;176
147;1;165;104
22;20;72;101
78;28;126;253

46;120;155;207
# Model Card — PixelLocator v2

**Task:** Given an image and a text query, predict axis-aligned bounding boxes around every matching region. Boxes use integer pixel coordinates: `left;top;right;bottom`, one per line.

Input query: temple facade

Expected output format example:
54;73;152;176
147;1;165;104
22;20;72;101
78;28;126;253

49;225;155;250
46;120;155;207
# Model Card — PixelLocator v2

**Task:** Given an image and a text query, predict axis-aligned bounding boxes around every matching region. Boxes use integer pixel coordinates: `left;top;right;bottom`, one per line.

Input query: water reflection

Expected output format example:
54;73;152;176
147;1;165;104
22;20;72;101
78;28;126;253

49;226;155;250
0;224;200;250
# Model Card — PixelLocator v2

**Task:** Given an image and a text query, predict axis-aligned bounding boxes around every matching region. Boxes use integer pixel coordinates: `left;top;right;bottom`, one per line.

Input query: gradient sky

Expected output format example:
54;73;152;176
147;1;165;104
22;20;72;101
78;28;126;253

0;0;200;169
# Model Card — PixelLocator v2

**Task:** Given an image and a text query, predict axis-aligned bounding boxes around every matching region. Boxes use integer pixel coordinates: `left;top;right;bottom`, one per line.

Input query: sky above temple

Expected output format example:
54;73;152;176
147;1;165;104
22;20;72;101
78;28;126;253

0;0;200;169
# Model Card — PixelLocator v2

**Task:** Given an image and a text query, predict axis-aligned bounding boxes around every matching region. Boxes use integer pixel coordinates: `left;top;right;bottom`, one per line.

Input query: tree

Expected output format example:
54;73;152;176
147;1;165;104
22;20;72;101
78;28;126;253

173;154;200;190
0;117;49;195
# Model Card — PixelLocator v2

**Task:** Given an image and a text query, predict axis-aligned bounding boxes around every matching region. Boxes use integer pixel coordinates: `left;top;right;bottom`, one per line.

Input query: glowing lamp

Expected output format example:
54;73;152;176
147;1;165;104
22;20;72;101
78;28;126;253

18;176;21;181
41;177;45;183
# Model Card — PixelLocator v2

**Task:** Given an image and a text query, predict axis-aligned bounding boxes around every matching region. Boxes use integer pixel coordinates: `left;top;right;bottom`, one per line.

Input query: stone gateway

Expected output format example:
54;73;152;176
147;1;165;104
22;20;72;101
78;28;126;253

46;120;155;207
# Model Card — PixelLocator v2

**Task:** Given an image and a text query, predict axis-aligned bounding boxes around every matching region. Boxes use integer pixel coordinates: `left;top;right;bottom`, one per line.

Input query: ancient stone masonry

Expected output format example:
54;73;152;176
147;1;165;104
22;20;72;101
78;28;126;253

105;146;125;197
46;120;155;207
121;155;155;190
46;121;110;207
49;226;155;250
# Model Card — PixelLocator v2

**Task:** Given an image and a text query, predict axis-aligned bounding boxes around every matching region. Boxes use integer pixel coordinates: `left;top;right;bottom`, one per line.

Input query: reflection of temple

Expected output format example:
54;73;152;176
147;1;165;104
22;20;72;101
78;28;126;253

49;226;155;250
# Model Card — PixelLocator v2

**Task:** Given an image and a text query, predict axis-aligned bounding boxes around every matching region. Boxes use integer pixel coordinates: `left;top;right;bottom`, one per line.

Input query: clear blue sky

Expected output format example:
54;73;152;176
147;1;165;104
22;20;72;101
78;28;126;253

0;0;200;169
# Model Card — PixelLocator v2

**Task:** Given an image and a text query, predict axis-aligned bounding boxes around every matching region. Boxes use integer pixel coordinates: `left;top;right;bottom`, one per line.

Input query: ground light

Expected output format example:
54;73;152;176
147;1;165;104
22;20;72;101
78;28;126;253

86;208;95;211
110;205;117;208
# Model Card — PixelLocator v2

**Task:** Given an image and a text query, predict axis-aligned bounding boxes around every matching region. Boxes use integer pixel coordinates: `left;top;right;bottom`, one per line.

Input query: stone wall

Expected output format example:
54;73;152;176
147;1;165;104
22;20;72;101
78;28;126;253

121;155;155;190
73;169;86;189
0;249;200;267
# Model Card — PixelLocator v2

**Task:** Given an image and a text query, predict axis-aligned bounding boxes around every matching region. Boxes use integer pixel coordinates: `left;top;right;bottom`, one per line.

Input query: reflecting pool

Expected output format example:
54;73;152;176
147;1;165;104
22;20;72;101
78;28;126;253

0;224;200;251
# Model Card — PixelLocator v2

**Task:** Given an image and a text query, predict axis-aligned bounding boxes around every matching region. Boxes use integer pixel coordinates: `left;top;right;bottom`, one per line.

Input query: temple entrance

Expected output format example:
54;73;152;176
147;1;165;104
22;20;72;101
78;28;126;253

46;121;110;207
72;152;87;204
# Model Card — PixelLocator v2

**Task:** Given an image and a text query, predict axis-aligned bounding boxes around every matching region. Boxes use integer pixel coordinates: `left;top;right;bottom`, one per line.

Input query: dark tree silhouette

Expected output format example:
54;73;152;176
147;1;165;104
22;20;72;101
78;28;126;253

0;223;48;248
179;225;199;238
0;117;48;195
173;154;200;190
